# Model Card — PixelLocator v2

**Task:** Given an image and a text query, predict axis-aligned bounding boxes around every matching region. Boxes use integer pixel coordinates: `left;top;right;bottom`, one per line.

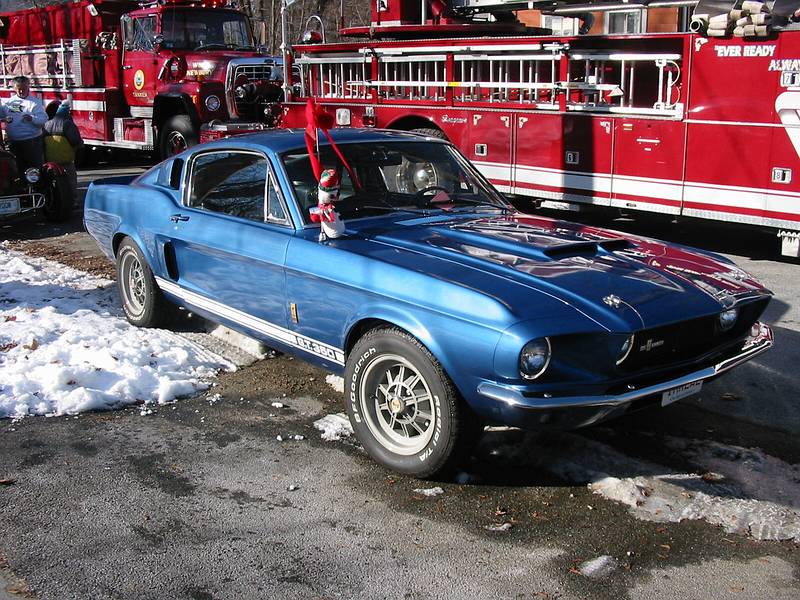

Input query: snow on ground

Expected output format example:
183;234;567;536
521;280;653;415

413;486;445;497
314;413;353;441
485;431;800;542
0;247;232;419
326;374;344;394
578;555;619;579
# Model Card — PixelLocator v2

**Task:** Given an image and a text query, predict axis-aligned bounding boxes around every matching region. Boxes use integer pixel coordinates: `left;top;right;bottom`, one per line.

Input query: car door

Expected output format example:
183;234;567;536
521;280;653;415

121;13;159;108
160;148;292;336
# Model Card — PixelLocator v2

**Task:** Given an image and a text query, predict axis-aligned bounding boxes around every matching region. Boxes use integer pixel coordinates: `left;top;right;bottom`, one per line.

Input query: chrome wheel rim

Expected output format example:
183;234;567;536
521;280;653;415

166;131;187;156
120;250;146;317
360;354;436;456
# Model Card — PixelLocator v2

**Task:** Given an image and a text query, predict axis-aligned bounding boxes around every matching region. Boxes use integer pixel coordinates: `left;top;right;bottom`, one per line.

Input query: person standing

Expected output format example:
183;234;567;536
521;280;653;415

1;75;47;172
44;100;83;200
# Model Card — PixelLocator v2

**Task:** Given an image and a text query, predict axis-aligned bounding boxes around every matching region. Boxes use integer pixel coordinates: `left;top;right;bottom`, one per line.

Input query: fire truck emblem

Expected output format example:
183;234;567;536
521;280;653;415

133;69;145;90
776;91;800;160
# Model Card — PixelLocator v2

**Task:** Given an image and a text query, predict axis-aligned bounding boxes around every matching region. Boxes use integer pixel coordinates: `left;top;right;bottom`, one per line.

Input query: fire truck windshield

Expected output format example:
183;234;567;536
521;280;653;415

161;9;254;51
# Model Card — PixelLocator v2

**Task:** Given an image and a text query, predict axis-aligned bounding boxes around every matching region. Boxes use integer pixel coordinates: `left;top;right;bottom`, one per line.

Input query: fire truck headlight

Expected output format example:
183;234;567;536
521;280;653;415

24;167;40;184
205;95;221;112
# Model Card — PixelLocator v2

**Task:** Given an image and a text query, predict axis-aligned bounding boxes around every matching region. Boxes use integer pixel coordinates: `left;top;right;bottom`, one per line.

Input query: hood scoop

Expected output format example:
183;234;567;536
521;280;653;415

543;238;634;260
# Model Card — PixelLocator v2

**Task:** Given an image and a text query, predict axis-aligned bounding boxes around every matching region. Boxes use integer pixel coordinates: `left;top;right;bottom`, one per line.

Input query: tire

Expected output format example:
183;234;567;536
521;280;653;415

42;173;73;222
116;238;173;328
344;327;480;478
410;127;447;140
158;115;198;160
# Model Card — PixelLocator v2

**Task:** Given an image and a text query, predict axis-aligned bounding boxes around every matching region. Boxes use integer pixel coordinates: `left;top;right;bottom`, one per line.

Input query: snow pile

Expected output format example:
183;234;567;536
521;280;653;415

314;413;353;441
413;486;444;497
0;248;232;418
578;555;619;579
483;431;800;542
326;374;344;393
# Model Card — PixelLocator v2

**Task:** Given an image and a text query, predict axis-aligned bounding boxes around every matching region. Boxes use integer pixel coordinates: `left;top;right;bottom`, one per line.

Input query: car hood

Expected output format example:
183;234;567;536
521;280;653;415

347;212;770;331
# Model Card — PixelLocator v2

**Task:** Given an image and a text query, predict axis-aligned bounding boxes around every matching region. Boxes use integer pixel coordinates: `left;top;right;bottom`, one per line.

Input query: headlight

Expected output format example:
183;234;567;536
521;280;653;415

719;307;739;331
204;94;221;112
519;337;551;380
24;167;40;184
616;334;635;365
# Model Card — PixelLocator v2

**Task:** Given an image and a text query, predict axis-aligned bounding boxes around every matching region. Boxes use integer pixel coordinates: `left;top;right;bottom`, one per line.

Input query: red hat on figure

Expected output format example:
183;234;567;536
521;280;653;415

318;169;340;204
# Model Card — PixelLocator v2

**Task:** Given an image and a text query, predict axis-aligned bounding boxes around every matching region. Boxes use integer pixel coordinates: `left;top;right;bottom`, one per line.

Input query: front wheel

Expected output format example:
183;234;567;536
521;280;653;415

42;173;73;222
158;115;198;159
345;328;480;478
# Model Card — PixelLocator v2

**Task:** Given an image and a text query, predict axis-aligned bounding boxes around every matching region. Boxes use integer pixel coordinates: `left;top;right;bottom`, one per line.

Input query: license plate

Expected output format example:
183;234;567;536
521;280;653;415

661;381;702;407
0;198;20;215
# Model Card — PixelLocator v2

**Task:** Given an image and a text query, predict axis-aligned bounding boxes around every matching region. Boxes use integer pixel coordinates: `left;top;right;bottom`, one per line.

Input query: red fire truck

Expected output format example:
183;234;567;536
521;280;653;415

0;0;282;158
280;0;800;256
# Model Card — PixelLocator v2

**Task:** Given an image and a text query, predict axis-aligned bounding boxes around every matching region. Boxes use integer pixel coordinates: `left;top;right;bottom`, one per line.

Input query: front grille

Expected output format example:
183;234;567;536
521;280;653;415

231;61;278;119
621;297;769;372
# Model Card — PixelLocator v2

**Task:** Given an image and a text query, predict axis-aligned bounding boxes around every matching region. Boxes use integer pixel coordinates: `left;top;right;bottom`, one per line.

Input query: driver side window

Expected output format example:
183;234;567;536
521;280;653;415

131;16;156;51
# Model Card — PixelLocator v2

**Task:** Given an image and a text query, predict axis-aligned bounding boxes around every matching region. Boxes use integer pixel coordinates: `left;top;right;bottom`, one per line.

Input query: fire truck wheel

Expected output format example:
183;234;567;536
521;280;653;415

159;115;198;159
411;127;447;140
345;327;482;478
42;173;73;222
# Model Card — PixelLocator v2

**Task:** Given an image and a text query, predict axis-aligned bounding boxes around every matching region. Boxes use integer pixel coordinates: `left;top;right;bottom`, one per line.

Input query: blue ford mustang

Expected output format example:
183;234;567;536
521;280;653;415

84;129;773;477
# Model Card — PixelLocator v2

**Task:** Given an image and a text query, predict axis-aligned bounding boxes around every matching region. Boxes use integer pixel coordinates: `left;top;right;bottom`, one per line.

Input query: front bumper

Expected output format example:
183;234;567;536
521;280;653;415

199;121;269;144
476;322;773;429
0;192;45;219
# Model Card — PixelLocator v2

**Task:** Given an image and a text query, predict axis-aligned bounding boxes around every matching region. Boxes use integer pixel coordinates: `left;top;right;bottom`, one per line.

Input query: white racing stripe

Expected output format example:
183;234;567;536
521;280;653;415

155;277;345;365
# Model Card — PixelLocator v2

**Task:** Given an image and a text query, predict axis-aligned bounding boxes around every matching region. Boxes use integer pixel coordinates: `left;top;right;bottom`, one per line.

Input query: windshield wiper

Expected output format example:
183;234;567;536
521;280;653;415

193;43;231;51
424;194;511;213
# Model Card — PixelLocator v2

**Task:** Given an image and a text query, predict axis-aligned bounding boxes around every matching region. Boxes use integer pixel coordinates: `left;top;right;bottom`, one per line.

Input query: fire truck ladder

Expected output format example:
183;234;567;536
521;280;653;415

295;44;683;117
0;39;86;90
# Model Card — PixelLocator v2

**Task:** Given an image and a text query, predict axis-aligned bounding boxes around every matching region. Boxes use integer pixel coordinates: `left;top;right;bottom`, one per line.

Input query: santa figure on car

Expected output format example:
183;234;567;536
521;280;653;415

310;168;345;241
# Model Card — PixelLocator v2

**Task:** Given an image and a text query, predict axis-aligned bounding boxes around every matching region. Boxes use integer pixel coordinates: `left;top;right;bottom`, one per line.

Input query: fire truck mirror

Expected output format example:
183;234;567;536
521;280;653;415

153;34;165;51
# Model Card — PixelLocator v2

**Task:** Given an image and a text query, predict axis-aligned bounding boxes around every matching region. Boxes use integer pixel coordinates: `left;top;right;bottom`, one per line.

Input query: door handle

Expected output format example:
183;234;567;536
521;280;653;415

122;65;132;70
170;214;190;222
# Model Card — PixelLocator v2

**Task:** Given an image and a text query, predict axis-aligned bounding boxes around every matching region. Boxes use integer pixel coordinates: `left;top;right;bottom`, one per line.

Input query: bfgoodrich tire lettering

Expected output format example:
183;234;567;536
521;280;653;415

345;327;479;478
116;238;172;328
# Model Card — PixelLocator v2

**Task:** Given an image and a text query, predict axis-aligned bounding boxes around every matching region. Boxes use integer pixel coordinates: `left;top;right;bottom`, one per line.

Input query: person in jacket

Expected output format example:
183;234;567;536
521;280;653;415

1;76;47;172
44;100;83;200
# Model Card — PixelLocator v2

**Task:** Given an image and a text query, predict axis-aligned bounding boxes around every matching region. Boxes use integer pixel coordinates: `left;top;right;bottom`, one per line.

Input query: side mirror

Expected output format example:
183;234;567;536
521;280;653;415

169;158;184;189
152;34;164;51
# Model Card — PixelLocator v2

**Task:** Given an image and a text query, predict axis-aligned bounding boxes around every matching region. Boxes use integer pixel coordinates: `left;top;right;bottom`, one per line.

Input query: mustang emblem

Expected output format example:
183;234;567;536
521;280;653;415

603;294;623;308
639;338;665;352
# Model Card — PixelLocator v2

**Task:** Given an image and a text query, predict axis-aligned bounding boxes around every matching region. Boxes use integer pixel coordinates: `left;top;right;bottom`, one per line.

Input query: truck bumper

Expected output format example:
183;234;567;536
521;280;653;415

199;121;270;144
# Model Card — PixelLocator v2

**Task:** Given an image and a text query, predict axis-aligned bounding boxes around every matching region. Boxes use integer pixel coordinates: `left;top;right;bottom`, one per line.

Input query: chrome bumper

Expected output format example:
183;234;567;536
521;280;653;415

477;323;774;411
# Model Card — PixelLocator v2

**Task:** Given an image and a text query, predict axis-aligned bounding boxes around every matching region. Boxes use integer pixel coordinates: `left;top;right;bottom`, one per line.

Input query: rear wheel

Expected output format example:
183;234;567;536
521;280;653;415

345;327;480;478
158;115;197;159
116;238;173;328
42;173;73;222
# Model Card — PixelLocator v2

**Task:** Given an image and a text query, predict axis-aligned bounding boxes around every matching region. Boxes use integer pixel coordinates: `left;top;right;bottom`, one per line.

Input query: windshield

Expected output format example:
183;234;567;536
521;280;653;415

161;9;254;50
281;141;510;224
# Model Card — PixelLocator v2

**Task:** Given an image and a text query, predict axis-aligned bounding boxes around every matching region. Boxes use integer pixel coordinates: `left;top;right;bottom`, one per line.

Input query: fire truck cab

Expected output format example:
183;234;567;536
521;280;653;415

280;0;800;256
0;0;283;158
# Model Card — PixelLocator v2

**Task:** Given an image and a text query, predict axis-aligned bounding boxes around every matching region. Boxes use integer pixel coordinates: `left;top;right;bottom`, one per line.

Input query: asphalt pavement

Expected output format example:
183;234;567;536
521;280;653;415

1;161;798;599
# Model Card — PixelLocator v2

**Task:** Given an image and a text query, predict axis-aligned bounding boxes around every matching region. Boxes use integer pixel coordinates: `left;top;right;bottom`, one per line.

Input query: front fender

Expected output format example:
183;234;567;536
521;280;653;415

343;302;504;401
